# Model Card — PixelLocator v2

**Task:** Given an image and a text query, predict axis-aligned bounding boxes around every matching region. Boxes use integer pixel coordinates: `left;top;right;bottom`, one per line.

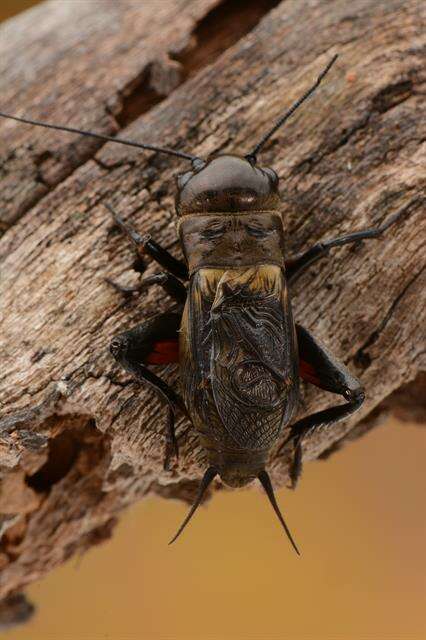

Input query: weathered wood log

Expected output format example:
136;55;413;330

0;0;424;608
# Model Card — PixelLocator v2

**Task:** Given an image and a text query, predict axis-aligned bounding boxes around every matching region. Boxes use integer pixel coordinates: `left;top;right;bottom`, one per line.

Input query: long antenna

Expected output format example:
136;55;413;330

258;469;300;555
246;54;338;163
0;111;199;162
169;466;218;544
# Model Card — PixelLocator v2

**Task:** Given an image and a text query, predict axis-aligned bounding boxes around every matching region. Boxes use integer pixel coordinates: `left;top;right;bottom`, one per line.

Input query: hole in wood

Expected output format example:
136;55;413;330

117;0;281;127
173;0;281;77
25;415;102;493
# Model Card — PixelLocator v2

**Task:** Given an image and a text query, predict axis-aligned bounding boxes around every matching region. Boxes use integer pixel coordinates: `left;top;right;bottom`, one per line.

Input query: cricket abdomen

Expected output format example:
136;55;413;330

179;265;299;473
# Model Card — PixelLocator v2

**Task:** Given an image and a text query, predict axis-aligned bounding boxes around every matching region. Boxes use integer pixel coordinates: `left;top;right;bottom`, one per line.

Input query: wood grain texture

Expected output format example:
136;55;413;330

0;0;425;606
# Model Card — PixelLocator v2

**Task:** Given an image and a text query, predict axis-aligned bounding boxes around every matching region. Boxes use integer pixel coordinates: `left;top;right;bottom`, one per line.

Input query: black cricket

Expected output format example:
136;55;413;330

0;55;403;553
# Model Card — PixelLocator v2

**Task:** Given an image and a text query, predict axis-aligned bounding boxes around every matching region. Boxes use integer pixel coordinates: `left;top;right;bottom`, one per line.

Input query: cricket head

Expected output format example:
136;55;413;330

175;154;280;215
1;54;337;224
175;158;285;272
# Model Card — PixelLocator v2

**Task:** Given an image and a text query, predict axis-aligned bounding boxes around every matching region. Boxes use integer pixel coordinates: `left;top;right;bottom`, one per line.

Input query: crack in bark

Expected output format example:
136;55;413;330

354;263;425;370
291;74;419;177
172;0;281;78
372;79;415;113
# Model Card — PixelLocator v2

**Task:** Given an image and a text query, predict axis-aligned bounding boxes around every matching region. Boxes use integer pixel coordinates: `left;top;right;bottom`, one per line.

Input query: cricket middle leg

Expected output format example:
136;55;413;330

285;210;405;283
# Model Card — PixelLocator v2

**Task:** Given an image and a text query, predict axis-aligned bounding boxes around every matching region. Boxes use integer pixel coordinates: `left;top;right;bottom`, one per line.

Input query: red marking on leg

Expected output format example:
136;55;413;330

299;359;321;385
146;339;179;364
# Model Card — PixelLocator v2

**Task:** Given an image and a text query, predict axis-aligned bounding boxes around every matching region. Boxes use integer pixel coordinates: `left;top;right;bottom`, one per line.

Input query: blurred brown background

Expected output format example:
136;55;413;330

1;2;425;639
1;0;38;21
6;420;426;640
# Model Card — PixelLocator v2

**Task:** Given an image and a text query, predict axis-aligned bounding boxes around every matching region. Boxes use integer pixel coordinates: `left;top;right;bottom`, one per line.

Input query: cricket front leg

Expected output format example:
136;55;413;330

281;324;365;487
110;310;187;469
105;203;188;280
105;271;187;304
285;209;406;283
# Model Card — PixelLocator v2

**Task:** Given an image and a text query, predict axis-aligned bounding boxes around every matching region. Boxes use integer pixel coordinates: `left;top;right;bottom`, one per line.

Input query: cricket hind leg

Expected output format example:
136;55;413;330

110;310;186;469
105;203;189;280
285;209;405;283
283;324;365;487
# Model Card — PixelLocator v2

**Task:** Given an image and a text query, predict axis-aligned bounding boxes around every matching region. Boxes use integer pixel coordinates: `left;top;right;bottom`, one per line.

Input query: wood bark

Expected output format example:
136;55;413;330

0;0;425;616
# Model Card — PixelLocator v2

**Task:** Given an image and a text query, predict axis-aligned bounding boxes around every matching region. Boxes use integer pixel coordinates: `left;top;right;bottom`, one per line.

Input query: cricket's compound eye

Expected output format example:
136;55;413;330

177;171;194;190
263;167;279;186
